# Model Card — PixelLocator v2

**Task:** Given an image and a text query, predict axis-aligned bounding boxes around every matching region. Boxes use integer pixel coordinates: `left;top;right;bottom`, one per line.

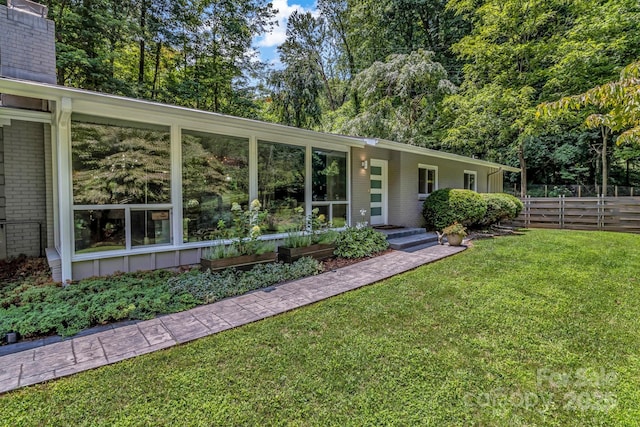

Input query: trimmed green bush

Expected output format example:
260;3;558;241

478;193;524;226
333;227;389;259
422;188;487;230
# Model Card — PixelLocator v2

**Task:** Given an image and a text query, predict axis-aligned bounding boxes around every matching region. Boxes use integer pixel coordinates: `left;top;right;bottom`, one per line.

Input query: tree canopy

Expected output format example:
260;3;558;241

41;0;640;191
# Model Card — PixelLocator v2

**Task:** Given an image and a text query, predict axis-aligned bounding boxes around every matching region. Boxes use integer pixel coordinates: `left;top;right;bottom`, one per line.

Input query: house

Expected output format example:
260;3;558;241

0;0;519;282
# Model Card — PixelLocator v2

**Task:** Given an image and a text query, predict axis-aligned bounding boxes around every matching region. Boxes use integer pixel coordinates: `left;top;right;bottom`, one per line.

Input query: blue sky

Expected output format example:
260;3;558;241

254;0;318;68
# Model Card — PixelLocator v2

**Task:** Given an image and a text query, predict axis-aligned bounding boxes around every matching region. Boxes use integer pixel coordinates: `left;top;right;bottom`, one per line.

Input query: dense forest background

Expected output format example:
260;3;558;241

18;0;640;192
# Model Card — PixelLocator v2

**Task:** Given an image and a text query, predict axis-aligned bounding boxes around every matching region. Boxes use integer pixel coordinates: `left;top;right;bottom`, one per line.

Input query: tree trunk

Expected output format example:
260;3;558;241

138;0;147;87
519;141;527;197
601;126;608;196
151;41;162;99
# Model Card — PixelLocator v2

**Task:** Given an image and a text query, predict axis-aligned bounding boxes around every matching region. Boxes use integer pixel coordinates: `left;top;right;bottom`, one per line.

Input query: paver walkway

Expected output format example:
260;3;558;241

0;244;465;394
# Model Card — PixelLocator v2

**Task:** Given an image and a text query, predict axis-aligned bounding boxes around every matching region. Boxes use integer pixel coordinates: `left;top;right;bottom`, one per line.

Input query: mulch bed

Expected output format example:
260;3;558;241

0;255;51;286
321;249;394;271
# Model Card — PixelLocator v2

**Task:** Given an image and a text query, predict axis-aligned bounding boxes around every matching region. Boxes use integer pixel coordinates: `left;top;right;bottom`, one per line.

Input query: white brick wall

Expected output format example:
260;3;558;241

3;120;47;257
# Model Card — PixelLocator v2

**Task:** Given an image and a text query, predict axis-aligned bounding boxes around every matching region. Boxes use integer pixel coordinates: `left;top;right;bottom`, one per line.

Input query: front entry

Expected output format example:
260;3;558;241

369;159;388;225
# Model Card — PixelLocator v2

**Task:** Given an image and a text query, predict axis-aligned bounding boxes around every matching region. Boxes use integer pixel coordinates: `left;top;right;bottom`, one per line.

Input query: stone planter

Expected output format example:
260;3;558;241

278;243;336;263
445;233;464;246
6;332;18;344
200;252;276;272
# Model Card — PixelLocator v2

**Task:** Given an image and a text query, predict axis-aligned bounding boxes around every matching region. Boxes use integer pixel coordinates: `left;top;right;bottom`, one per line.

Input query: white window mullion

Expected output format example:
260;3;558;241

125;206;132;250
249;135;258;202
170;124;183;246
305;145;312;216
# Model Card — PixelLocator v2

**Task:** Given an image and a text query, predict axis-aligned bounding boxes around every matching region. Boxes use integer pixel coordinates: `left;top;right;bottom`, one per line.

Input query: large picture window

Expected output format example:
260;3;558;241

71;118;171;254
258;140;305;233
182;130;249;242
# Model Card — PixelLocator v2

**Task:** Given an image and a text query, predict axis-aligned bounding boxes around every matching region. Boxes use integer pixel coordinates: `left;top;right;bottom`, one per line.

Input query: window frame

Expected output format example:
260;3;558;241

418;164;439;199
464;170;478;192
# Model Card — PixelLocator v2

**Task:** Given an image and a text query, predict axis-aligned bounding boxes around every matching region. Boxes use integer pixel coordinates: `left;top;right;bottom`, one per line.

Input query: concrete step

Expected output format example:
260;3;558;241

387;232;439;250
376;227;426;240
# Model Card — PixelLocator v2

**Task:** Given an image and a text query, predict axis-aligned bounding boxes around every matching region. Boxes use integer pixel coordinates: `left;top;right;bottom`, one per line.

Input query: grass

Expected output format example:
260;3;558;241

2;229;640;426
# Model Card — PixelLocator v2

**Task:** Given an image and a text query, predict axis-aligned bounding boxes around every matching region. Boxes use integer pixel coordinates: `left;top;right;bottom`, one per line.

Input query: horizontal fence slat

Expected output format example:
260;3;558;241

513;196;640;233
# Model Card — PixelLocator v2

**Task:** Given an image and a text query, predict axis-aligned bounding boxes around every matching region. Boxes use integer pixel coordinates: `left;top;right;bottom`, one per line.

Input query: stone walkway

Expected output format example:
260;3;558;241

0;244;465;394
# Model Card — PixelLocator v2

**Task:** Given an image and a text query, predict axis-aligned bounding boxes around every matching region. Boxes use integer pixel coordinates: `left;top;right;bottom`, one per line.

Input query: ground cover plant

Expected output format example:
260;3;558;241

2;229;639;425
0;257;322;339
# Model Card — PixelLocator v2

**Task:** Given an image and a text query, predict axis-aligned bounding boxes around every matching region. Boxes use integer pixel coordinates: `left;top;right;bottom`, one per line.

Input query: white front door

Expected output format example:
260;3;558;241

369;159;388;225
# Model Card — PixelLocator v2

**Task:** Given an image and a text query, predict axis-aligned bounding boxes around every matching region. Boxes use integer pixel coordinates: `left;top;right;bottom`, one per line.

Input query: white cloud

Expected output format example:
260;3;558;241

255;0;315;48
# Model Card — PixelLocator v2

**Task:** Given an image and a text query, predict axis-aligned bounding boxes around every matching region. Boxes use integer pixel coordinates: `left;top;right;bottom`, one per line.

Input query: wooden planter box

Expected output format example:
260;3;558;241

200;252;276;272
278;243;336;263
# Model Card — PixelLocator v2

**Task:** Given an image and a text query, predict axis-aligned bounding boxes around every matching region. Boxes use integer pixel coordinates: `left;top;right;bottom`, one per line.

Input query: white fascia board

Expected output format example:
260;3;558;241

370;138;521;173
0;77;365;149
0;106;52;123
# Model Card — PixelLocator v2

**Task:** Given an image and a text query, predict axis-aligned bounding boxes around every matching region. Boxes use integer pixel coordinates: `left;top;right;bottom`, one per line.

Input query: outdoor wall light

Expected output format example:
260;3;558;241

361;160;368;170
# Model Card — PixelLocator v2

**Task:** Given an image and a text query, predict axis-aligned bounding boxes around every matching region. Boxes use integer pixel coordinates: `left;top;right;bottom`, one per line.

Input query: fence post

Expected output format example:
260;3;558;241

597;195;603;230
545;185;548;197
632;187;634;197
578;185;581;198
559;195;564;229
615;185;618;197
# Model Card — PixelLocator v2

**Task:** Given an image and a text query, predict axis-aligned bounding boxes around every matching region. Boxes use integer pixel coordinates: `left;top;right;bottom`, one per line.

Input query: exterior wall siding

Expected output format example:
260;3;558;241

3;120;47;257
351;146;507;228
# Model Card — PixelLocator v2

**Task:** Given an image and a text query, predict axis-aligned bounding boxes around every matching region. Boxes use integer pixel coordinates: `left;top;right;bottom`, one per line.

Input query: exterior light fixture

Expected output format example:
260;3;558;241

361;160;368;170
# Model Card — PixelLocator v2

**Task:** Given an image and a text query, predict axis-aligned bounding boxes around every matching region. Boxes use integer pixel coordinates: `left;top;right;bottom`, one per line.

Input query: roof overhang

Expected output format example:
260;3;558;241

0;77;365;148
0;77;521;172
365;138;521;173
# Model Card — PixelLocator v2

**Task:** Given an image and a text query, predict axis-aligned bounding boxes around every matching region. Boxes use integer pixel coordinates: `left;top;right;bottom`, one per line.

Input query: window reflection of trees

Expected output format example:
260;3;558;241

72;122;171;205
258;141;306;233
182;131;249;242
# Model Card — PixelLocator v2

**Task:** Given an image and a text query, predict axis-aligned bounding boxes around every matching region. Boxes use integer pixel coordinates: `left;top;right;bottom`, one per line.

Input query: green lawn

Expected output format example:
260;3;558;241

2;229;640;426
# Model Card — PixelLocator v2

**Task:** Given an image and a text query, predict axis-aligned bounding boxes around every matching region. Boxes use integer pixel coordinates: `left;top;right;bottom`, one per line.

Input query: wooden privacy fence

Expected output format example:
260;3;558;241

509;196;640;233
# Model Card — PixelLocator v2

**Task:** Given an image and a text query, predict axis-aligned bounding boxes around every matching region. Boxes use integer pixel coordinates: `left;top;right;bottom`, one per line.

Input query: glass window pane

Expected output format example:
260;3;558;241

258;141;306;233
74;209;125;254
332;204;348;228
371;180;382;189
469;173;476;190
182;130;249;242
464;173;470;190
371;207;382;216
427;169;436;194
418;168;426;193
312;148;347;201
131;210;171;247
72;120;170;205
370;193;382;202
370;166;382;176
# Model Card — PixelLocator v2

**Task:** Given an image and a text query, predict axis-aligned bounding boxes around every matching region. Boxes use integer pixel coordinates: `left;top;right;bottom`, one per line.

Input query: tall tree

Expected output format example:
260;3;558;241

538;60;640;195
343;49;456;145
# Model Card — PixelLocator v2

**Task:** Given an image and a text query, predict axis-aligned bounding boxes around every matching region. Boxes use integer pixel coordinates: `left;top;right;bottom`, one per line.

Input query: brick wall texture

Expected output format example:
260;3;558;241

0;4;56;83
3;120;47;257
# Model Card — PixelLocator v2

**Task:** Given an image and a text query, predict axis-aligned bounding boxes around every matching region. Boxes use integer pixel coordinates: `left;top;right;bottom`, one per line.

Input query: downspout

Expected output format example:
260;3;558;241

486;167;502;193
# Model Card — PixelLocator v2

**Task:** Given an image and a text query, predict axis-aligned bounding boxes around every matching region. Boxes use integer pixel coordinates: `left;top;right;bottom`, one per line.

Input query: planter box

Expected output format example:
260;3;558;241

278;243;336;263
200;252;276;272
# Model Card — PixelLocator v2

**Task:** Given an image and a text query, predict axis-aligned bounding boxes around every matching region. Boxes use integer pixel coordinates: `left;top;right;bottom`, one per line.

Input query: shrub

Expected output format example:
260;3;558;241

333;227;389;259
167;257;323;304
422;188;487;230
478;193;524;226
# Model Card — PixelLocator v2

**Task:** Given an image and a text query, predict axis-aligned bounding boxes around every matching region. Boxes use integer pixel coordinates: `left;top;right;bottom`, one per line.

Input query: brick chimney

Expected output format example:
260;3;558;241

0;0;56;109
